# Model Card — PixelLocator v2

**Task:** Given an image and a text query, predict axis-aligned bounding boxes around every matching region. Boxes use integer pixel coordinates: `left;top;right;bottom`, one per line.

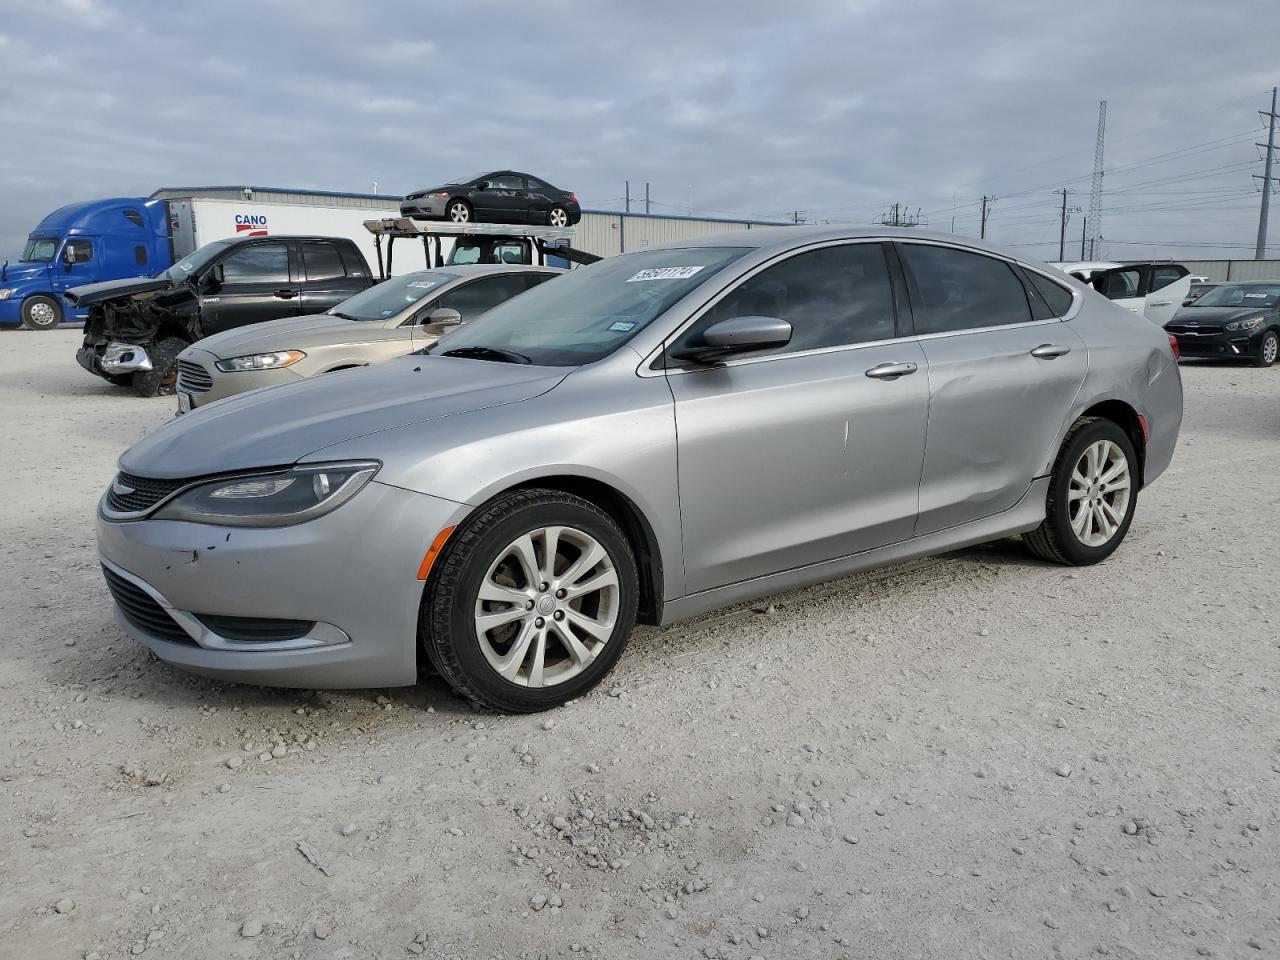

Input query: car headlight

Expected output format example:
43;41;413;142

152;461;379;526
429;191;450;198
215;350;306;372
1225;316;1264;331
0;288;13;300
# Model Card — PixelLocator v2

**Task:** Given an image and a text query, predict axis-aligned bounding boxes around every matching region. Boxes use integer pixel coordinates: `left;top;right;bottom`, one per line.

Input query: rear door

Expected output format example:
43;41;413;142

199;240;297;336
298;240;367;315
667;241;929;592
896;242;1088;535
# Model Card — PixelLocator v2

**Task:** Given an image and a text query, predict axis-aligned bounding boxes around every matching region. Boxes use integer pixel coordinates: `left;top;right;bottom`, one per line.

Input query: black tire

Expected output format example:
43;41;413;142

446;199;472;224
131;336;187;398
547;206;570;228
1255;329;1279;368
422;489;639;713
1025;417;1138;566
20;295;62;330
103;373;133;387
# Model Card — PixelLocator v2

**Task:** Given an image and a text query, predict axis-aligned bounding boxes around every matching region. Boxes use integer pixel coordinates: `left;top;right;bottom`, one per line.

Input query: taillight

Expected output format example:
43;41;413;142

1167;333;1180;359
569;193;578;204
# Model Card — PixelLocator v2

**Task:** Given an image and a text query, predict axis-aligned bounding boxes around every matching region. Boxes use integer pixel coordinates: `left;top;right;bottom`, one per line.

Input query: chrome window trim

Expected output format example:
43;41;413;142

102;557;349;652
637;235;1079;377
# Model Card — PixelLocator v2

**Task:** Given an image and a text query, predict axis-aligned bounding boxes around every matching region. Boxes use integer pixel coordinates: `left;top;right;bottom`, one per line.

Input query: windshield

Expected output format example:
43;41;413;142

329;271;456;320
429;246;749;366
1192;284;1280;309
21;237;58;262
158;239;234;281
447;173;485;185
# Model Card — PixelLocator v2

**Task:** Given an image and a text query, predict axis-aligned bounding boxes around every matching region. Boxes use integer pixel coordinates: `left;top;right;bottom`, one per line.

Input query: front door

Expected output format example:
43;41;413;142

666;242;929;593
896;242;1089;535
199;240;297;336
481;173;527;221
51;238;100;295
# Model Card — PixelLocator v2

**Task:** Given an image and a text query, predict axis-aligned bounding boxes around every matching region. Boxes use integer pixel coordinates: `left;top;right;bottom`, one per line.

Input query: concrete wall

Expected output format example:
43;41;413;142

1179;260;1280;281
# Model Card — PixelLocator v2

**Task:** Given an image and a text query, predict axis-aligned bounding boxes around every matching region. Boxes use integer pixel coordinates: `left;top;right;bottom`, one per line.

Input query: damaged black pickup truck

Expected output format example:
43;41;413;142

68;235;374;396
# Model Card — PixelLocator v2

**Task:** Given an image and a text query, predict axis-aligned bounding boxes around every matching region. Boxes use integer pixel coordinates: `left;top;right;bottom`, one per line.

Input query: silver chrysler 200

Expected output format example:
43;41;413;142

97;227;1182;712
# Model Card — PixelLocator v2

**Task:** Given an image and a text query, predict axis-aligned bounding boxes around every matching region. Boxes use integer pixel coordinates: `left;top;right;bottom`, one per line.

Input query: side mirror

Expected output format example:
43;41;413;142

426;307;462;326
62;247;76;270
202;263;224;291
670;315;792;364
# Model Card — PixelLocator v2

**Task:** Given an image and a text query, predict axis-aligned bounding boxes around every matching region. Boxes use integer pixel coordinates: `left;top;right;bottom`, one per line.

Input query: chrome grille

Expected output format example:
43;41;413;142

105;472;187;515
101;566;194;645
176;360;213;394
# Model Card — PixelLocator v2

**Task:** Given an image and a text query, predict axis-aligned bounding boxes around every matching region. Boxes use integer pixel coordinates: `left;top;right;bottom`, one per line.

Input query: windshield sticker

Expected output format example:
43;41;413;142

607;319;638;333
408;280;440;289
1244;292;1268;298
626;265;705;282
178;262;194;272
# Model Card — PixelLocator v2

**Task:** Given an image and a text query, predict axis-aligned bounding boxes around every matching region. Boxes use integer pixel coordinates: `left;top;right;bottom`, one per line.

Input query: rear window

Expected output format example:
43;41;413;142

900;244;1033;334
1027;271;1074;317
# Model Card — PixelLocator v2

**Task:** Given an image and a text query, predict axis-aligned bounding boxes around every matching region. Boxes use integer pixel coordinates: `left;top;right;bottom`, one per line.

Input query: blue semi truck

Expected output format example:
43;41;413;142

0;198;175;329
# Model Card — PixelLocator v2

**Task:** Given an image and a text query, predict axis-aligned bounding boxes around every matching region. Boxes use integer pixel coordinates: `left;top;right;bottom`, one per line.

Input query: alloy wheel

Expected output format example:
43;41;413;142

1263;333;1278;366
1068;439;1131;547
549;207;569;227
448;202;471;223
474;525;620;687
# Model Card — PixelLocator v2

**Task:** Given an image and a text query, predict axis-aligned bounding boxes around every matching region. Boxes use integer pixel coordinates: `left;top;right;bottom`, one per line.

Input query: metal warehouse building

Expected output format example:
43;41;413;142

148;186;786;258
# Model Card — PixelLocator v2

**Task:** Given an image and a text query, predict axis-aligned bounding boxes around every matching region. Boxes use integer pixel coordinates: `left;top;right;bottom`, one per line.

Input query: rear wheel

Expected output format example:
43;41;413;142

1025;417;1138;565
1255;330;1279;368
547;206;570;228
131;336;186;398
446;199;472;223
422;489;638;712
20;295;62;330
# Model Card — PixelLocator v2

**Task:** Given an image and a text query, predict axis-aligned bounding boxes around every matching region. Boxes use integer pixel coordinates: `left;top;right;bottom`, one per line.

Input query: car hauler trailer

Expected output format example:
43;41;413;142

362;218;600;280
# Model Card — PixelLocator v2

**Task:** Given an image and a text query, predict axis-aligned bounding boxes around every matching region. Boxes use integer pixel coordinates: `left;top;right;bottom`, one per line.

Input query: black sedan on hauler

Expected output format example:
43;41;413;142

1165;281;1280;367
401;171;581;227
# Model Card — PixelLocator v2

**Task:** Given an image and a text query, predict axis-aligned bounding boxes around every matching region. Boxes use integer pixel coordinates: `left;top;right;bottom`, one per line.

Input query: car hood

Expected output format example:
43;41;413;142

190;313;398;359
119;355;567;479
65;275;175;307
1167;305;1271;328
1;261;49;286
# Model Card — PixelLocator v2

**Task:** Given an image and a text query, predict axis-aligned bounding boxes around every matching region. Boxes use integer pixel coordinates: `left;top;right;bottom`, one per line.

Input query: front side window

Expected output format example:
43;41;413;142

64;239;94;264
301;241;346;282
900;244;1033;333
220;242;289;284
678;243;897;357
437;274;534;319
486;174;525;190
330;271;456;320
430;246;748;366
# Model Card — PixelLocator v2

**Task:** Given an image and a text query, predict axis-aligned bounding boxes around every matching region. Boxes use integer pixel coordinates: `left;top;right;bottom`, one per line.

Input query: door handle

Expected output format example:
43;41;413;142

273;289;297;299
865;361;918;379
1030;343;1071;359
1149;300;1172;306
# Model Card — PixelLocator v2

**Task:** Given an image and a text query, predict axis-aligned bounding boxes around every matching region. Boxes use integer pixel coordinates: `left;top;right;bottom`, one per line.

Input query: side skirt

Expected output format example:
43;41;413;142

659;477;1049;626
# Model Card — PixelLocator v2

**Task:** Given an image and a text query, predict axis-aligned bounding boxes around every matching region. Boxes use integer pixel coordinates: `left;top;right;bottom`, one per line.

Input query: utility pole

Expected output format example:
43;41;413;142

625;181;630;213
793;210;809;224
1058;189;1069;261
1087;100;1107;260
645;182;650;215
979;195;994;239
1080;215;1087;260
1255;86;1278;259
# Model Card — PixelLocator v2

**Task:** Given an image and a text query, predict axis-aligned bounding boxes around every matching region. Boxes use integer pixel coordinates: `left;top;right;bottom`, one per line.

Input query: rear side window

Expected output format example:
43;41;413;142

1027;271;1074;317
301;241;347;282
337;244;368;278
1093;269;1140;300
684;242;897;356
221;242;290;283
899;244;1032;334
1150;265;1186;293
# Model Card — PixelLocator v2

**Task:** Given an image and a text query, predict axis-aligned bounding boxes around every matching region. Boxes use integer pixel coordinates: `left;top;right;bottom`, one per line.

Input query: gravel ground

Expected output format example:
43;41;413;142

1;328;1277;960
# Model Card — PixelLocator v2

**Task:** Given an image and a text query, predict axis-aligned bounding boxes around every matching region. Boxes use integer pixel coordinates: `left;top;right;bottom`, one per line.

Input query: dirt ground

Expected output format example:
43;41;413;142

1;328;1277;960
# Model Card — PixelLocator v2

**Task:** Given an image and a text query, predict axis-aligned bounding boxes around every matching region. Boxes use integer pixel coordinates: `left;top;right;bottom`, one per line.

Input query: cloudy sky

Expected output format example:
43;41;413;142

1;0;1277;262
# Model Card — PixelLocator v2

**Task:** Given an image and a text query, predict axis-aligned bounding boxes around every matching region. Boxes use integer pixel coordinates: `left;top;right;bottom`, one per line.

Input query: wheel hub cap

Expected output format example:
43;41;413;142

1067;439;1131;548
474;525;619;688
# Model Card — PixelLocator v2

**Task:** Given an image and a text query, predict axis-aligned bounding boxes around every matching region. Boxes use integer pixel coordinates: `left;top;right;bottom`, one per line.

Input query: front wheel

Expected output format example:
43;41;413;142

21;295;63;330
1255;330;1279;368
446;199;472;223
547;206;570;227
1025;417;1138;565
422;489;638;712
131;336;186;398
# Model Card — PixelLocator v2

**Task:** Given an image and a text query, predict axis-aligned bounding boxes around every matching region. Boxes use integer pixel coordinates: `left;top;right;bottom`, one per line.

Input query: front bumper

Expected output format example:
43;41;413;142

96;480;468;689
1168;327;1264;359
77;340;153;377
0;298;22;326
400;196;448;220
177;347;304;410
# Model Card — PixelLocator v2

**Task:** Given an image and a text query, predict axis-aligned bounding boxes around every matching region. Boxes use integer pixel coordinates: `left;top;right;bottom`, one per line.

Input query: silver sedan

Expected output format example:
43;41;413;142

96;226;1182;712
175;264;559;410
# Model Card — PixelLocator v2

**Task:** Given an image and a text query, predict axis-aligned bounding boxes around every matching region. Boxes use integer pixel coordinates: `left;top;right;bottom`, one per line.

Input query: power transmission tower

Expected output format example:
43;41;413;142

877;203;925;228
1256;86;1279;259
1087;100;1107;260
979;196;995;239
